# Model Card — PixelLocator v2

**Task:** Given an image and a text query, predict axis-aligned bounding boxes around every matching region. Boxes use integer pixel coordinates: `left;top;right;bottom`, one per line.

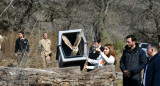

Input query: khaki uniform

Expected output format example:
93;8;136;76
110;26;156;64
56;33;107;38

39;39;52;68
0;35;4;49
0;35;3;62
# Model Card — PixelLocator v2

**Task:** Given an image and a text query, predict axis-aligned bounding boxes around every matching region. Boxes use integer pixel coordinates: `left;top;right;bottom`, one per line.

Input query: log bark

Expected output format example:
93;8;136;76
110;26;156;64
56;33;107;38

0;66;116;86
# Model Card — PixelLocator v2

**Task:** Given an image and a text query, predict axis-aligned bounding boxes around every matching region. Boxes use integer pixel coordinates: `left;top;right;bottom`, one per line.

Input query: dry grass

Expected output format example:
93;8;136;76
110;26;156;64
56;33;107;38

114;79;123;86
0;29;123;73
115;52;122;72
0;29;123;85
0;30;58;68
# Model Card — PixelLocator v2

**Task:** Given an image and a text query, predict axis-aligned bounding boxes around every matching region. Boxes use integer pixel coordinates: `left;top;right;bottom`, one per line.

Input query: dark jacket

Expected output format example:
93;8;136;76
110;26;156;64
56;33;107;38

88;46;104;60
145;53;160;86
15;38;29;53
87;46;104;68
120;43;147;80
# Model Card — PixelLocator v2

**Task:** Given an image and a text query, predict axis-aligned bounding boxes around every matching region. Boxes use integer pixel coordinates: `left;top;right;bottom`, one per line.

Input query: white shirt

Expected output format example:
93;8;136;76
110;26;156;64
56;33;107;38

143;58;151;86
143;64;148;86
87;52;115;69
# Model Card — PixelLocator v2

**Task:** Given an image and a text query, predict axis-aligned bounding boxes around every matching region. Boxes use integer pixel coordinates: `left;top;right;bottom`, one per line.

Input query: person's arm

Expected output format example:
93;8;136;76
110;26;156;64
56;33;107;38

26;39;30;53
87;58;99;65
153;58;160;86
100;52;115;64
49;40;51;46
120;50;126;72
0;35;3;43
15;39;19;53
49;40;52;51
86;66;97;69
129;49;147;75
14;39;19;57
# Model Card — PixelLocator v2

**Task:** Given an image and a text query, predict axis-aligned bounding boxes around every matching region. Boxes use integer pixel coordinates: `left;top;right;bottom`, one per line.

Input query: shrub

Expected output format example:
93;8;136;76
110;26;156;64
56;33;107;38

113;41;125;55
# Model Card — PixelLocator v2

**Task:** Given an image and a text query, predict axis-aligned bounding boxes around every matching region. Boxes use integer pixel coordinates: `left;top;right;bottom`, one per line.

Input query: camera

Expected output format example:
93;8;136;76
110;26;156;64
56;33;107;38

90;46;96;53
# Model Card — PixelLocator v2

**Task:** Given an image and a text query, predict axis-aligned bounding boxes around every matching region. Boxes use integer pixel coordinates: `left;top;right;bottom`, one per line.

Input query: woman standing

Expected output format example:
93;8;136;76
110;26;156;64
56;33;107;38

84;44;116;70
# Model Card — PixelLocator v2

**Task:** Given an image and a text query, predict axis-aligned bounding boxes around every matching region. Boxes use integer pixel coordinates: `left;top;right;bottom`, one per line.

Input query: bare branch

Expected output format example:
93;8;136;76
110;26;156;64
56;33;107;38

104;0;113;14
0;0;14;18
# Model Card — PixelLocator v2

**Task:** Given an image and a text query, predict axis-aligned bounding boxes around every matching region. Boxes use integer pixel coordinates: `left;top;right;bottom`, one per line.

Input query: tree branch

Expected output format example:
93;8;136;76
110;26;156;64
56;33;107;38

0;0;14;18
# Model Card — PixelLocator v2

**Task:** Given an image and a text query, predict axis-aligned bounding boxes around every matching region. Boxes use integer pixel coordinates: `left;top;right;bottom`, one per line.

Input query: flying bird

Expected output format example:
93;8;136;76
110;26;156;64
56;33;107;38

62;31;83;56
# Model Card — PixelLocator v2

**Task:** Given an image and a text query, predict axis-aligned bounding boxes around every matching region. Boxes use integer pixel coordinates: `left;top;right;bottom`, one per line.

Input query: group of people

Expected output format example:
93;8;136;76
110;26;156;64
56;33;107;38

120;35;160;86
0;31;159;86
83;35;160;86
0;31;52;68
83;38;116;71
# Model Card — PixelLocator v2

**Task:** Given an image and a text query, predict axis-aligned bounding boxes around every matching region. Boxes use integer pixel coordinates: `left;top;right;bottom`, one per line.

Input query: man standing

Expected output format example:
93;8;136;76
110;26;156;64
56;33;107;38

120;35;147;86
88;38;104;60
15;31;29;65
39;32;52;68
143;42;160;86
87;37;104;71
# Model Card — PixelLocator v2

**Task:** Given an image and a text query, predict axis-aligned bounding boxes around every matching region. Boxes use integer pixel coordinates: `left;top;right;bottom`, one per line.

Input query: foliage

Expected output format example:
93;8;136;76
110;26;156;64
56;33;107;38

113;41;125;54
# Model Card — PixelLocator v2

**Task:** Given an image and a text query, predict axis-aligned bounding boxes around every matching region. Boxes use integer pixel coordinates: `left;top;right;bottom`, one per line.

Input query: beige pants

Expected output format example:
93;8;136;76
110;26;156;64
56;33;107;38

41;52;50;68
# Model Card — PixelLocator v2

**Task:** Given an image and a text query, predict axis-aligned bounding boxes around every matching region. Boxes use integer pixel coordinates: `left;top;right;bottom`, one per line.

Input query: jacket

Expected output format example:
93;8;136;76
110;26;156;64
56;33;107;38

145;53;160;86
39;39;52;56
120;43;147;80
0;35;4;49
15;38;29;53
88;46;104;60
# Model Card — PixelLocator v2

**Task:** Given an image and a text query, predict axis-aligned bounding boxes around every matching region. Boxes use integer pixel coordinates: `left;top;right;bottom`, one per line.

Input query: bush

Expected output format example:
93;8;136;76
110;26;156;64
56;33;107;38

113;41;125;55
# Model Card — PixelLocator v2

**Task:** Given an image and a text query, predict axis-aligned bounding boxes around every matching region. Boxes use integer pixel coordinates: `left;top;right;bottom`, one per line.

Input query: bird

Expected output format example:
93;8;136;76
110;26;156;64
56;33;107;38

62;31;83;56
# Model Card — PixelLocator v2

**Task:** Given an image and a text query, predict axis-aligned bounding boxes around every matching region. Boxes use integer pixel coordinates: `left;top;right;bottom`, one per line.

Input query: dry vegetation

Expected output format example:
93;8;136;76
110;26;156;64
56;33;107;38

0;29;124;72
0;29;59;68
1;0;160;85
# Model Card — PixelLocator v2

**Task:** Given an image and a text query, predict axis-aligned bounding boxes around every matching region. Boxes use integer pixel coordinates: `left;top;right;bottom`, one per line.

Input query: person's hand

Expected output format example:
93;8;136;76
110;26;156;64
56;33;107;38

127;72;131;77
86;57;88;61
83;65;87;70
123;70;129;76
15;53;17;57
96;48;101;53
123;70;131;77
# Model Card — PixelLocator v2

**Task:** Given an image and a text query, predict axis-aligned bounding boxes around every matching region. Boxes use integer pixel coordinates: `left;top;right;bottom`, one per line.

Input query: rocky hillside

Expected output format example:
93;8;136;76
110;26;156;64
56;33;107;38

0;0;160;42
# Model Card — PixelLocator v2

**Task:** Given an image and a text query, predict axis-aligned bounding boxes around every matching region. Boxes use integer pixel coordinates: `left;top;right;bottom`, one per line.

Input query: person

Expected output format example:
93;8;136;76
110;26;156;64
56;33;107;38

0;35;4;62
39;32;52;68
120;35;147;86
87;38;104;71
84;44;116;70
15;31;29;65
88;38;104;59
142;42;160;86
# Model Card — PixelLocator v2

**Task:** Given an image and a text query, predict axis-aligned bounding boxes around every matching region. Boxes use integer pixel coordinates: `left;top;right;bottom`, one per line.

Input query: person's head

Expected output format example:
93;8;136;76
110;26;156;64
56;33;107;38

94;37;101;48
104;44;116;64
43;32;48;39
19;31;24;38
147;42;159;57
126;35;137;49
104;44;116;58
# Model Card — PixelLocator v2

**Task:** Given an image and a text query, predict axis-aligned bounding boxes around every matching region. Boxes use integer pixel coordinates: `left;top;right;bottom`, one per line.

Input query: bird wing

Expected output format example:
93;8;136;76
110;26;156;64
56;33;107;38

62;35;73;50
74;31;83;47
